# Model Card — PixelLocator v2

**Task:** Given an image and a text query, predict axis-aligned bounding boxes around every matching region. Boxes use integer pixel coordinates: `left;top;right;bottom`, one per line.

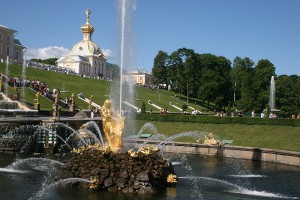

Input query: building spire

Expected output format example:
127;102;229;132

81;9;95;41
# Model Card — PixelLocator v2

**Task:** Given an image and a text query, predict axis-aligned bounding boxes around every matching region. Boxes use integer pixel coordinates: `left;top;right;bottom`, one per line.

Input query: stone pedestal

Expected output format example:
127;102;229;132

34;103;40;110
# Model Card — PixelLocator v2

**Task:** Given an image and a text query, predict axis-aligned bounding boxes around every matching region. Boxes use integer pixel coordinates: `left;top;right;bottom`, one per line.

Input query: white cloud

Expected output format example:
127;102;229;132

102;49;117;59
25;46;116;61
25;46;70;60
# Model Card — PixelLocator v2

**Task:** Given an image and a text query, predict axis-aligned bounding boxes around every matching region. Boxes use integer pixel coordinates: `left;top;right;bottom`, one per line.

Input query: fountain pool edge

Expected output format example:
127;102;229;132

123;139;300;167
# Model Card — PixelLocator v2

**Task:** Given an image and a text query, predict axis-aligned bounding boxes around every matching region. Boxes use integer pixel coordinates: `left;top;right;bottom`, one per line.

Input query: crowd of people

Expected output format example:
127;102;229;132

7;77;30;88
2;74;71;108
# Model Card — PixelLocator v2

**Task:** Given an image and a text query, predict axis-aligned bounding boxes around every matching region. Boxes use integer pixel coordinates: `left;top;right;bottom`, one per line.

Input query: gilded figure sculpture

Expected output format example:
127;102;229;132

99;99;125;150
34;91;41;104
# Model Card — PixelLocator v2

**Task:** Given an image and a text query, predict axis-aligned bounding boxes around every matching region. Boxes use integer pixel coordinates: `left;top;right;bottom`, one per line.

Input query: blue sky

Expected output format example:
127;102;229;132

1;0;299;75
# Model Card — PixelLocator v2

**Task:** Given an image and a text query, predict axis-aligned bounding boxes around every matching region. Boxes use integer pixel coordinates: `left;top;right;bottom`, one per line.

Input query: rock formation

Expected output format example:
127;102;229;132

59;145;176;193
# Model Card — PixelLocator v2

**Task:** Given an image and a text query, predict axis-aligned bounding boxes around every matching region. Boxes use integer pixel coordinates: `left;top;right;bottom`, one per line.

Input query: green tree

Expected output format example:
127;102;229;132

168;48;196;103
231;57;255;111
196;54;231;110
276;75;300;117
31;58;58;65
252;59;276;112
152;50;168;85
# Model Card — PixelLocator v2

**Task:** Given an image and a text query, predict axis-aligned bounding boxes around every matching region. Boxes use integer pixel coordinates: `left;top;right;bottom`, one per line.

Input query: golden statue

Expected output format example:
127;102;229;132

53;90;60;106
203;133;217;145
99;99;125;150
34;91;41;104
167;174;177;183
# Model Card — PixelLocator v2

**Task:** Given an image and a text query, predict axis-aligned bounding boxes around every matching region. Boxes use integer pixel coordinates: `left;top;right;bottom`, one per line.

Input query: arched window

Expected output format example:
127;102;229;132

7;35;10;42
6;46;10;56
0;33;2;40
0;43;2;55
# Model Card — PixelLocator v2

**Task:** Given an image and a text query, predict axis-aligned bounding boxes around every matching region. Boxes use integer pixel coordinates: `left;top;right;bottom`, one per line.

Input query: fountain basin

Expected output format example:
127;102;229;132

124;139;300;166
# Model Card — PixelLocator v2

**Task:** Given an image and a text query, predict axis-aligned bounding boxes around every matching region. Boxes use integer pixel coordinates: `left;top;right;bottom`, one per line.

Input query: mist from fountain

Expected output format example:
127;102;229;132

79;120;104;145
55;122;88;147
2;121;108;154
5;56;9;96
179;176;298;199
179;154;202;199
113;0;136;115
28;178;91;200
269;75;276;110
8;157;64;169
137;122;159;137
22;57;26;98
157;131;218;148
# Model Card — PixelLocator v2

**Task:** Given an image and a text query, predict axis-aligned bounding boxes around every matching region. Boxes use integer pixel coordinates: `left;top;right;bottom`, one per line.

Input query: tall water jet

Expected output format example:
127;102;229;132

114;0;137;138
22;56;26;98
113;0;136;113
269;76;275;110
5;56;9;96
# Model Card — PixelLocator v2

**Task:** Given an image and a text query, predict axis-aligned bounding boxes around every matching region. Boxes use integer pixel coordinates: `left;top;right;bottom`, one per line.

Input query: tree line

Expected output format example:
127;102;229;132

151;48;300;118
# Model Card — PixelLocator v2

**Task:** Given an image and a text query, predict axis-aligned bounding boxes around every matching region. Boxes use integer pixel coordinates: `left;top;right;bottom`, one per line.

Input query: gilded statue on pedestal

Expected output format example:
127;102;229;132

99;99;125;150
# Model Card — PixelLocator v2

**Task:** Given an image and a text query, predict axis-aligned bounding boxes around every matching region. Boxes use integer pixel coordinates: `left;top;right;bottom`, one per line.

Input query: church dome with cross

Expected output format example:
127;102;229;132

57;9;111;79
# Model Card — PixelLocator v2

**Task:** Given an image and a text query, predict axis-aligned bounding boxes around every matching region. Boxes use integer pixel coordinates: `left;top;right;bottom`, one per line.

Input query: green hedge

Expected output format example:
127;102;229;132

135;114;300;127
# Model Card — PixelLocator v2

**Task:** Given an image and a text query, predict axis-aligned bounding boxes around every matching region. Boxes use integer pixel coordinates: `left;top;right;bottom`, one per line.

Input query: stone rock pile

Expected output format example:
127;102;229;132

60;146;176;193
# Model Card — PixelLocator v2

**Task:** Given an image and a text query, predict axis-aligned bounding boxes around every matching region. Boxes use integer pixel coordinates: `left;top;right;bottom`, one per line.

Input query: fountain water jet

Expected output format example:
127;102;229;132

5;56;9;96
28;178;91;200
115;0;136;115
80;120;104;145
22;56;26;98
269;75;276;110
8;157;64;169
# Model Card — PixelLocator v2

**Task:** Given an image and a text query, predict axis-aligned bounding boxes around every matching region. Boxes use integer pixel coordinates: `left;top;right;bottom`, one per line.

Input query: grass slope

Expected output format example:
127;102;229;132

0;63;206;112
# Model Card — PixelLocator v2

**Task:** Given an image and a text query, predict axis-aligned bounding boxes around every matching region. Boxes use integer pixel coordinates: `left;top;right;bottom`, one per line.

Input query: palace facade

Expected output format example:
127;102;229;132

122;70;153;85
0;25;25;63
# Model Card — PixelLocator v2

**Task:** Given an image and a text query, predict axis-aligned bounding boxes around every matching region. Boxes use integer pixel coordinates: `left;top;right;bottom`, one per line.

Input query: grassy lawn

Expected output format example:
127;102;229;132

134;120;300;152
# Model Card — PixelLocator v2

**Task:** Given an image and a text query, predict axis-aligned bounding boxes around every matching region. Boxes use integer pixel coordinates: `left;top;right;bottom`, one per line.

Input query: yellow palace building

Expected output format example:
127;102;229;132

0;25;25;63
